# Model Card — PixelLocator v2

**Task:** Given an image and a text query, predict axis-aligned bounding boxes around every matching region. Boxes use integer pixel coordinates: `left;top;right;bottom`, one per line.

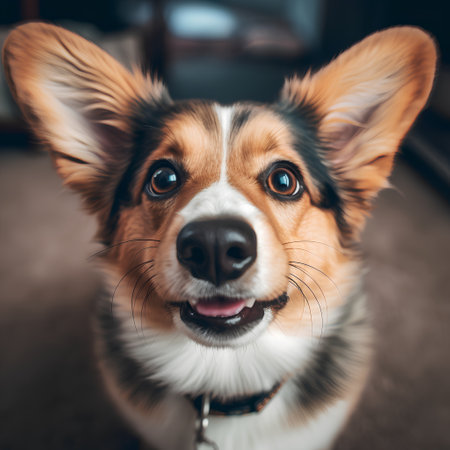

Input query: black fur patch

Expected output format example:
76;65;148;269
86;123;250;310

294;291;369;411
273;101;340;209
230;106;253;137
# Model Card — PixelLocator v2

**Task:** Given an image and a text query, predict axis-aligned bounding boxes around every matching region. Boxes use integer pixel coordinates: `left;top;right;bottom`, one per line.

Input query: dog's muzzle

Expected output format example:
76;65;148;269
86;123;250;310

176;218;257;286
173;217;287;341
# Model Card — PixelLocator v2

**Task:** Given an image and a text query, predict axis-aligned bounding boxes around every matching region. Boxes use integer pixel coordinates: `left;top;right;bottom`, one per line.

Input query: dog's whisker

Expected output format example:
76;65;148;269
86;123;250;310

135;273;159;325
111;259;154;311
133;270;157;312
130;265;155;332
133;245;159;259
283;247;316;257
288;263;328;311
287;276;313;336
282;240;344;255
288;272;324;337
140;279;159;336
289;264;329;334
286;249;333;314
88;238;161;260
131;265;154;301
289;261;341;299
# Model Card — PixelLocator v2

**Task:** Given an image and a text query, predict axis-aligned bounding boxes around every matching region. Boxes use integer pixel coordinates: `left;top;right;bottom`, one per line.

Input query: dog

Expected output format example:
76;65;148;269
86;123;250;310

3;23;436;450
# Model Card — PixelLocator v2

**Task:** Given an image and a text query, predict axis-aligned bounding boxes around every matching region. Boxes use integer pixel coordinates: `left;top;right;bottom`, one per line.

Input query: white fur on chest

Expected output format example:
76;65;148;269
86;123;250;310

103;365;352;450
99;290;369;450
118;306;315;398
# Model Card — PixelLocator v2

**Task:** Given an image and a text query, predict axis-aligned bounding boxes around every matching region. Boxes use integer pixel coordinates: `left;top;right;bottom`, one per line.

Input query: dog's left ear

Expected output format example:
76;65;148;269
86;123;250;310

3;22;169;222
281;27;437;230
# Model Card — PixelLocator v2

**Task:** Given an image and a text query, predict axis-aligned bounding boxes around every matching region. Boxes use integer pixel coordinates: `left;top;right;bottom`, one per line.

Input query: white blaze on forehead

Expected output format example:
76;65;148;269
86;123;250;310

214;104;233;182
179;103;258;222
178;180;261;222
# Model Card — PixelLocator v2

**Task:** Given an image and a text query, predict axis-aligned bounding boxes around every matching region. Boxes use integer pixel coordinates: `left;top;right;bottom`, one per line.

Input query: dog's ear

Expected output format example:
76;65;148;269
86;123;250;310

3;22;169;218
281;27;436;230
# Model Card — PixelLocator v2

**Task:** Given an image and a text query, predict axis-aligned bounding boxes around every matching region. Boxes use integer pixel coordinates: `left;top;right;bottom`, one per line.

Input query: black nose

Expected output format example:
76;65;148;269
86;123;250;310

176;218;257;286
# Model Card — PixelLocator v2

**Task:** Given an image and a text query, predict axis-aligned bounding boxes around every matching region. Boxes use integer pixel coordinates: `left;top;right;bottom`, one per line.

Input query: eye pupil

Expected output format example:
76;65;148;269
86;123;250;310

273;171;292;192
146;163;181;198
152;168;177;193
265;164;304;200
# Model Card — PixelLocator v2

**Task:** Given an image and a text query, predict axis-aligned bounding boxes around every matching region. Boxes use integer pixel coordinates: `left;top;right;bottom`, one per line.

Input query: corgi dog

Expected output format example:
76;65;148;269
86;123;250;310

3;23;436;450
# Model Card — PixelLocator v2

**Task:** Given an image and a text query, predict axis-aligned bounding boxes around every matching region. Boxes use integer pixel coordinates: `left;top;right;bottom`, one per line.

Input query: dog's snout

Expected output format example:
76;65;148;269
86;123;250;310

176;218;257;286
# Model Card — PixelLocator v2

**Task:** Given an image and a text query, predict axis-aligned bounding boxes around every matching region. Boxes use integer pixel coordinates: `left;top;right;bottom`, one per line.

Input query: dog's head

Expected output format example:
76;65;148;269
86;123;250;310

3;24;436;347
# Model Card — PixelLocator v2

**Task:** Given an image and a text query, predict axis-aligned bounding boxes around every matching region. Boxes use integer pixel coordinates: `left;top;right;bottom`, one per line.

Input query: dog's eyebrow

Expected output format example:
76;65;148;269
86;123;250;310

168;100;219;132
160;144;183;159
230;107;253;137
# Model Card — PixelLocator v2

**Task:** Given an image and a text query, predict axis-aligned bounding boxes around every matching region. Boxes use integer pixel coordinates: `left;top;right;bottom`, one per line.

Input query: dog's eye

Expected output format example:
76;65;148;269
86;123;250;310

145;162;181;199
268;168;298;195
264;163;304;200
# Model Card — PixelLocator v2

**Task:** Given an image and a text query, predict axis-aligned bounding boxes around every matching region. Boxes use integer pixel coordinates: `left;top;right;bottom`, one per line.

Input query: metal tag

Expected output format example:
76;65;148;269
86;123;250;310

194;394;219;450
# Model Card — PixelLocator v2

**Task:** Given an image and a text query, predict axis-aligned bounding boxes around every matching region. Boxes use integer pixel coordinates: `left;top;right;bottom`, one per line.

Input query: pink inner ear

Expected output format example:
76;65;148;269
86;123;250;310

323;86;388;140
320;119;365;168
319;81;395;169
84;104;131;157
326;123;361;154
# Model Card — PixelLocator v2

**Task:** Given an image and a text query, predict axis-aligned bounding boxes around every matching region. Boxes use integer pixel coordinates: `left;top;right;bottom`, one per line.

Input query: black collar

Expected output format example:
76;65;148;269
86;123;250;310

190;382;283;416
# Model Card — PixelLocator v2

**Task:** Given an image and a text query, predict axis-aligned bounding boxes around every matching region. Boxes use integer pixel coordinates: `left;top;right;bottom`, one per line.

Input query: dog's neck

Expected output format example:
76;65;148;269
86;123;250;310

190;381;284;417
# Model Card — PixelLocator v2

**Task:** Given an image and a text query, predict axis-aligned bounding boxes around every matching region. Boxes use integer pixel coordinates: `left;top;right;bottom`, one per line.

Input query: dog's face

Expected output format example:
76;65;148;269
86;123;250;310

112;102;348;345
3;24;436;347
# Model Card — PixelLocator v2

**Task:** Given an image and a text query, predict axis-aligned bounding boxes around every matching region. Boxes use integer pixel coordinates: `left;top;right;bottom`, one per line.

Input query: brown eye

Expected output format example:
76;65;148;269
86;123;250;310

145;162;182;199
264;163;304;200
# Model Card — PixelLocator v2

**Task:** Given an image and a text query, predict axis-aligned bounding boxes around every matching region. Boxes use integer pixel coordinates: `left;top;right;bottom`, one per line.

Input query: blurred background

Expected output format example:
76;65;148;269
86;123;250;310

0;1;449;449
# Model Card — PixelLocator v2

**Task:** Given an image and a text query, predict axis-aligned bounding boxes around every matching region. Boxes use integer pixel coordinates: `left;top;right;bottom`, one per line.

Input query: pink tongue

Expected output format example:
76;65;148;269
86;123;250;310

194;298;247;317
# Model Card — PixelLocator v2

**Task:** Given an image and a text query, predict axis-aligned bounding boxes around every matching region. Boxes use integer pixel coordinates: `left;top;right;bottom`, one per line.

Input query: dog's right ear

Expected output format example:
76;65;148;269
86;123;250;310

3;22;170;217
281;27;436;233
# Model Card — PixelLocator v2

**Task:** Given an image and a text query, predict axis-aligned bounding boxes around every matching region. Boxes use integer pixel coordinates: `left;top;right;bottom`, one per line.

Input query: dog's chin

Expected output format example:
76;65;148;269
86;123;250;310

169;293;288;347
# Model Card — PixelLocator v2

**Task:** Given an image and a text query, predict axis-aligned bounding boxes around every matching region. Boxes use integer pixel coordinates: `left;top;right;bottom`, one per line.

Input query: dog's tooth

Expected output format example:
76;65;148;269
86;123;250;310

245;298;256;309
189;298;198;306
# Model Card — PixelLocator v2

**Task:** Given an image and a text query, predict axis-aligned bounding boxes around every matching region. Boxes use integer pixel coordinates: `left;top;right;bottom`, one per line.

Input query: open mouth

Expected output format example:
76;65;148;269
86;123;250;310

172;294;288;337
